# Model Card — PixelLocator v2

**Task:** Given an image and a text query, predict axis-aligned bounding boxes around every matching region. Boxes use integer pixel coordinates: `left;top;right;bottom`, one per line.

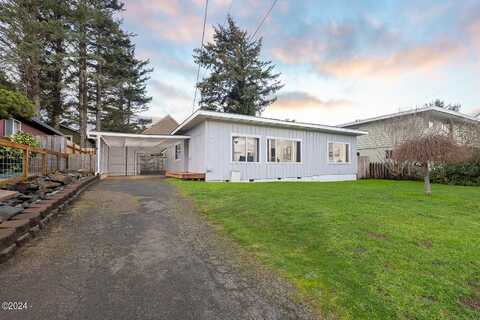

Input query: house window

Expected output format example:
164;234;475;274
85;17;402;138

175;143;182;160
385;150;393;159
4;119;21;136
267;139;301;163
328;142;350;163
232;136;259;162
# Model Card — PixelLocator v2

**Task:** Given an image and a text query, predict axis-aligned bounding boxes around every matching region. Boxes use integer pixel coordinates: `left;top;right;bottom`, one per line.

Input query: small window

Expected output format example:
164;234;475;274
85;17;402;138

267;139;301;163
232;136;259;162
385;150;393;159
4;119;21;136
175;144;182;160
328;142;350;163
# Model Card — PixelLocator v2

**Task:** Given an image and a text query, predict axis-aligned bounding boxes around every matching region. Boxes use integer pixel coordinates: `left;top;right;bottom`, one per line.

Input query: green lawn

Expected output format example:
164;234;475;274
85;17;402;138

171;179;480;320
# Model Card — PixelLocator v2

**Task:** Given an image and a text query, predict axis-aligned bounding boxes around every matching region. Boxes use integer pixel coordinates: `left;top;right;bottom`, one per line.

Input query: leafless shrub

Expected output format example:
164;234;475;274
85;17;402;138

392;135;472;195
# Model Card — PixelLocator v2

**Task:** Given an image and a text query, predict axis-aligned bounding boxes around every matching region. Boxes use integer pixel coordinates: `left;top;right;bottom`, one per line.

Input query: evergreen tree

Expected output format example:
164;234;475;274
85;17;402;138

101;35;152;133
40;0;71;128
0;0;45;113
193;16;283;115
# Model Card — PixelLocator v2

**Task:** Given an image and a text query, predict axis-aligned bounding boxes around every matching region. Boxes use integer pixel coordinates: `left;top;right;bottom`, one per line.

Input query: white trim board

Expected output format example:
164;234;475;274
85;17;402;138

206;174;357;183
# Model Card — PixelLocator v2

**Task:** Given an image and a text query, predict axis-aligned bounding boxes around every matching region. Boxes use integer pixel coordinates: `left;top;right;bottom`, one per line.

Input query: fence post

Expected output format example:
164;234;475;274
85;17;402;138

42;153;48;175
23;147;30;178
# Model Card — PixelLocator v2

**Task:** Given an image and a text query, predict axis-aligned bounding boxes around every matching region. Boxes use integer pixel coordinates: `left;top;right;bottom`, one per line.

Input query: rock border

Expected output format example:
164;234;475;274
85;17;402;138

0;175;99;263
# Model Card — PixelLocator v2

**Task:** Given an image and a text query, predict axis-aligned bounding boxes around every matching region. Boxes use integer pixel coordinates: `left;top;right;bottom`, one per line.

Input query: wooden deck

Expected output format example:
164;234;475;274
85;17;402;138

165;171;205;181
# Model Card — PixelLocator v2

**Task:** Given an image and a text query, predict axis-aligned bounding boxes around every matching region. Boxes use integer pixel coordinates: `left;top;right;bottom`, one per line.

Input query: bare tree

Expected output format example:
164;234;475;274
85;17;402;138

392;135;471;195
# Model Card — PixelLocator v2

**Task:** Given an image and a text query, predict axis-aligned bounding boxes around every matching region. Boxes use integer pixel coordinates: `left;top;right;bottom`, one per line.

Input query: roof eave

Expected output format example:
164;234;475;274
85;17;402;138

172;110;367;136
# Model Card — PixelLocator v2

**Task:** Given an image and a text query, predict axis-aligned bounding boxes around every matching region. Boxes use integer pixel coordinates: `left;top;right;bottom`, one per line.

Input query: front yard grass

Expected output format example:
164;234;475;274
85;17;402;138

171;179;480;319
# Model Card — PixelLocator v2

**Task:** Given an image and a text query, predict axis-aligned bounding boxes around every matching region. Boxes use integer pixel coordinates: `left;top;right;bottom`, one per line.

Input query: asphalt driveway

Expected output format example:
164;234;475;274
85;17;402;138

0;177;310;320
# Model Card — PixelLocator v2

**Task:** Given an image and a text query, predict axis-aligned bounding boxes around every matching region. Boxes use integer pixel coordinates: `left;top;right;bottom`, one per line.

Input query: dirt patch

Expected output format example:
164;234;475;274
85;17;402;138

461;297;480;310
367;231;388;240
417;240;433;249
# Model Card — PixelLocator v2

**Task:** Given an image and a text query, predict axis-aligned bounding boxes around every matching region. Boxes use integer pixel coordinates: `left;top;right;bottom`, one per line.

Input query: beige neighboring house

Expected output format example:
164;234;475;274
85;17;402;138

143;115;179;135
340;106;480;162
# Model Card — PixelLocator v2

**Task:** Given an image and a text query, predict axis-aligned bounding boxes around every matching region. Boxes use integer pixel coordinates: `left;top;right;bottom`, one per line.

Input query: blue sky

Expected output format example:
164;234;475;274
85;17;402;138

122;0;480;125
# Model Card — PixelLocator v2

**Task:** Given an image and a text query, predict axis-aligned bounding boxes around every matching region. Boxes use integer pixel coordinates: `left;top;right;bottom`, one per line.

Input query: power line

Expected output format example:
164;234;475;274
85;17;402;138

250;0;279;40
192;0;209;113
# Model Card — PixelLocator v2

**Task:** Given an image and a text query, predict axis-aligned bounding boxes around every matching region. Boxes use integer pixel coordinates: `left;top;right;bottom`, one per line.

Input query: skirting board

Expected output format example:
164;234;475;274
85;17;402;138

207;174;357;183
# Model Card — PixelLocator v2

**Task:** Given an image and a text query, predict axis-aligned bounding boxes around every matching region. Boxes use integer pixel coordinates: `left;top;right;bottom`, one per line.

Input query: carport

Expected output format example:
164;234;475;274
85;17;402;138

88;131;189;177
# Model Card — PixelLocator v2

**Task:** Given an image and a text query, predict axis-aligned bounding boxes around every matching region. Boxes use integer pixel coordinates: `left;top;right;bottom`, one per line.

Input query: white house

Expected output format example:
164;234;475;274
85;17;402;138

90;110;367;182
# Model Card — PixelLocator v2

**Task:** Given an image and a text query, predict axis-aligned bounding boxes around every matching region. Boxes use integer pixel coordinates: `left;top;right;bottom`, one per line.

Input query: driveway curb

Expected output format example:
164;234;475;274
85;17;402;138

0;175;99;263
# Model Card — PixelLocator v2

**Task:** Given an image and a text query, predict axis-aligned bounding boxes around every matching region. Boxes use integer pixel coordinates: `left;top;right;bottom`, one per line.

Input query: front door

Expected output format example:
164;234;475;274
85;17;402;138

137;153;165;175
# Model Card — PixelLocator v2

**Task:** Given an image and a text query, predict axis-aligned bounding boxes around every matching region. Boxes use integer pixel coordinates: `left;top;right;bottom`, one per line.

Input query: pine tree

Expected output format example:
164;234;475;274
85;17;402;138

0;0;45;113
193;16;283;116
101;35;152;133
40;0;71;129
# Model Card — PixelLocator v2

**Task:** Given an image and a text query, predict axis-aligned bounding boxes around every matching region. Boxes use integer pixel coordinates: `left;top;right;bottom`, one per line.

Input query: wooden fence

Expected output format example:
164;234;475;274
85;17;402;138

0;138;96;184
358;160;421;180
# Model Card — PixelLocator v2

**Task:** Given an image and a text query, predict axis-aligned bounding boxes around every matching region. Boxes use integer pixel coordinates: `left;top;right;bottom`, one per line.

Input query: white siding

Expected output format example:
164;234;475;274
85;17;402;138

204;120;358;181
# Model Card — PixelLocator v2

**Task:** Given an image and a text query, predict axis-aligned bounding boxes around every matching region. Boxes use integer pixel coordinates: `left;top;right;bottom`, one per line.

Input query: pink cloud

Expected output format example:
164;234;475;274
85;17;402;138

269;91;354;111
124;0;181;17
273;40;462;79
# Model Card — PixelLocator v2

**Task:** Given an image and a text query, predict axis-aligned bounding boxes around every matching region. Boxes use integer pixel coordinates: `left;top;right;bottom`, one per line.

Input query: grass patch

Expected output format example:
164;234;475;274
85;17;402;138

171;179;480;319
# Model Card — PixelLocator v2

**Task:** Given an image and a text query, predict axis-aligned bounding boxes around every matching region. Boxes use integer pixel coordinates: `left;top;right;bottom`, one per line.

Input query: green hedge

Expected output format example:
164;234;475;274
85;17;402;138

431;150;480;186
431;164;480;186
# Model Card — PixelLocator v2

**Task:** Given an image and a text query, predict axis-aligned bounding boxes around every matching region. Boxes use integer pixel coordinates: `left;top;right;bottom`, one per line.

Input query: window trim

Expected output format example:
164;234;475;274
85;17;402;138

327;141;351;165
230;133;261;164
4;118;21;136
174;142;182;162
265;136;302;164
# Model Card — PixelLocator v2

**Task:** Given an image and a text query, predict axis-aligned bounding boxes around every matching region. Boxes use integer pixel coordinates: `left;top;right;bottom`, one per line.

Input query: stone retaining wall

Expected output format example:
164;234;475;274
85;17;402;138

0;175;99;263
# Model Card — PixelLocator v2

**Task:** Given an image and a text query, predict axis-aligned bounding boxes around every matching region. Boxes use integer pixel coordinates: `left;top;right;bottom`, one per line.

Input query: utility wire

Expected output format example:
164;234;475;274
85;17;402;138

192;0;209;113
250;0;279;40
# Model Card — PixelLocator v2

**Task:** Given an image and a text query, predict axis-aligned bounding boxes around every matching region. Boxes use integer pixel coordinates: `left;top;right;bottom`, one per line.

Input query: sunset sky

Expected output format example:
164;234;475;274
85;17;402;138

122;0;480;125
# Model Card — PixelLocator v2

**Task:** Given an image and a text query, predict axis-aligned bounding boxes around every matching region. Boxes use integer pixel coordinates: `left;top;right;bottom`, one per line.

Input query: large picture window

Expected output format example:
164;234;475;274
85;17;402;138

328;142;350;163
267;139;301;163
232;136;259;162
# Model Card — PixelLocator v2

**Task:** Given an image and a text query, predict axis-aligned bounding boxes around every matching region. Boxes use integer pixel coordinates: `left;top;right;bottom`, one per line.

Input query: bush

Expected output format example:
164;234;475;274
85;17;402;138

431;149;480;186
0;88;35;119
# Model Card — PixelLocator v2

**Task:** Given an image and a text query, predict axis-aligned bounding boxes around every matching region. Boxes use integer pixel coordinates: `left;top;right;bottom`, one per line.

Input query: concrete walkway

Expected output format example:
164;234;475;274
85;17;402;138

0;177;310;320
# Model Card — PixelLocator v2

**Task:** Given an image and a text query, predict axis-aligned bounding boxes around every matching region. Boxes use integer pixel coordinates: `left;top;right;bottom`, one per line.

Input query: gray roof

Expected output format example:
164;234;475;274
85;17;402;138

143;115;179;135
340;106;480;128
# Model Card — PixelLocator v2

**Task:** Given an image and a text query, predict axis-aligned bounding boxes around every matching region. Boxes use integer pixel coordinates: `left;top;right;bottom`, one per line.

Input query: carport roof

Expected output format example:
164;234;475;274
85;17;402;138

88;131;189;148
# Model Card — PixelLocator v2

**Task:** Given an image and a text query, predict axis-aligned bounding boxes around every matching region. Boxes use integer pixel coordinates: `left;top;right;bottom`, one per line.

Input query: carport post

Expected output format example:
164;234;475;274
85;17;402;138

96;134;101;175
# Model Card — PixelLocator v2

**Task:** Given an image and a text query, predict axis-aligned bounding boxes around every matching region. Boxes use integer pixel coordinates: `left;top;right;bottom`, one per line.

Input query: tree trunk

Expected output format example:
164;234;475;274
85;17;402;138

78;29;88;147
95;66;102;131
422;162;432;196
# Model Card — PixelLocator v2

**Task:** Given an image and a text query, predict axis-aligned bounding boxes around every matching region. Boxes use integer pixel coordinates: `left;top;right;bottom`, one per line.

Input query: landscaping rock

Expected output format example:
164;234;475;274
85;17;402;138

48;173;73;185
0;205;23;223
0;190;19;202
77;168;90;176
37;180;62;190
12;181;39;193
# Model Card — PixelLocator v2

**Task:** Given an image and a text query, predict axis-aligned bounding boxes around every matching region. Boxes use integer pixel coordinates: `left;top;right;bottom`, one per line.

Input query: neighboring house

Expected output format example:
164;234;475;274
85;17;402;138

58;124;95;148
0;116;64;137
340;106;480;162
143;115;179;135
91;110;366;182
